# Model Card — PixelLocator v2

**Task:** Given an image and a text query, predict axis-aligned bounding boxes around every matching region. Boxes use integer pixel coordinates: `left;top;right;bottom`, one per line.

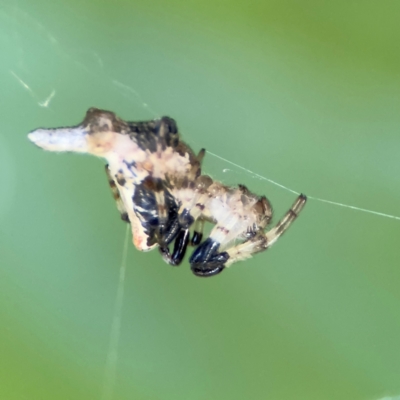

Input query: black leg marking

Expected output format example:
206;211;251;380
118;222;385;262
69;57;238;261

192;264;225;277
178;208;194;228
158;189;180;246
190;218;204;246
189;238;229;277
171;229;190;265
160;229;190;266
133;177;182;248
191;231;203;246
132;179;159;244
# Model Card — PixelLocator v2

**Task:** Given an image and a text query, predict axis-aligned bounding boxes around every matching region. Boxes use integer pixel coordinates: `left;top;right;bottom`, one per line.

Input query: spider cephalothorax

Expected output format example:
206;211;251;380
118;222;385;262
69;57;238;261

28;108;306;277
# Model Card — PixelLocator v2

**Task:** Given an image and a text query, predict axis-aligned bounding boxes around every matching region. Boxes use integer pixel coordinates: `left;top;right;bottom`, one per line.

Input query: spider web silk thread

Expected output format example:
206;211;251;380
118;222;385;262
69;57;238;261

206;150;400;222
101;224;130;400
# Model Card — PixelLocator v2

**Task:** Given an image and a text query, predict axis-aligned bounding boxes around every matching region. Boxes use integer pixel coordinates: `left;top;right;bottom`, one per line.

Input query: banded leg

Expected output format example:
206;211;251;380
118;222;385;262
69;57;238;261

160;162;209;266
105;164;129;222
131;176;182;262
189;184;267;276
138;179;188;266
166;209;208;269
263;193;307;248
190;194;307;277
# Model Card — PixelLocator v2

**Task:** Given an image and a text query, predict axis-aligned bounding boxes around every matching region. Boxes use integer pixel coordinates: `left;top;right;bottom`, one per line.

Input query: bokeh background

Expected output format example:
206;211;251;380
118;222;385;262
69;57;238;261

1;1;400;399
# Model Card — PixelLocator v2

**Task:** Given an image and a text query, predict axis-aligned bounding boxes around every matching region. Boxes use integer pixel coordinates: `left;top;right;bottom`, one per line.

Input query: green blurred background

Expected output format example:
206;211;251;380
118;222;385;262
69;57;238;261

1;1;400;399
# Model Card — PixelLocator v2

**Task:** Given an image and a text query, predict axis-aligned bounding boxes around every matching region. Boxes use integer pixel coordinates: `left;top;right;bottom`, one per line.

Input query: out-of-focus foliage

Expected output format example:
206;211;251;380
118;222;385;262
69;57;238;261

1;0;400;399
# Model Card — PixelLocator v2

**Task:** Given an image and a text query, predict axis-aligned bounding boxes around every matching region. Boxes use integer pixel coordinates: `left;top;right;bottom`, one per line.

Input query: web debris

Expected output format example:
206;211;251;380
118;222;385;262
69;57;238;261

38;89;56;108
10;70;55;108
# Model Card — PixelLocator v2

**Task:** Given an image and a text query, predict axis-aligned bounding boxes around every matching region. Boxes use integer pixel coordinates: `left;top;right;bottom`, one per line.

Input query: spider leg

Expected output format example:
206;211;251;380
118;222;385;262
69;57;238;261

159;152;208;265
189;237;229;277
164;175;210;264
158;184;195;265
191;218;205;245
105;164;129;222
223;194;307;266
159;228;190;266
132;177;180;248
189;194;306;276
141;178;188;266
264;193;307;247
164;178;210;266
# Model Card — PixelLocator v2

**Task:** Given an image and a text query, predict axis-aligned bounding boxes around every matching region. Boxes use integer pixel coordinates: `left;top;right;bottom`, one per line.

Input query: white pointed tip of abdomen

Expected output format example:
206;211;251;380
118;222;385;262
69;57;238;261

28;126;89;153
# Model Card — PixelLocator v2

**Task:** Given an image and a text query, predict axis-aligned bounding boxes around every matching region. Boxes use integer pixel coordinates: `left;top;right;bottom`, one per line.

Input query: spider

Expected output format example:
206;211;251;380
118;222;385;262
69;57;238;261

28;108;306;277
